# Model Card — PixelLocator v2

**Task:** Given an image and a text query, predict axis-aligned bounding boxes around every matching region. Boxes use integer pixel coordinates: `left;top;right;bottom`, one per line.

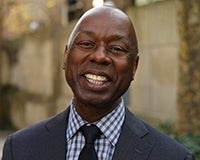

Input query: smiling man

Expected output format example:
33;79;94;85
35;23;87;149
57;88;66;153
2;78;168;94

2;6;195;160
63;6;138;124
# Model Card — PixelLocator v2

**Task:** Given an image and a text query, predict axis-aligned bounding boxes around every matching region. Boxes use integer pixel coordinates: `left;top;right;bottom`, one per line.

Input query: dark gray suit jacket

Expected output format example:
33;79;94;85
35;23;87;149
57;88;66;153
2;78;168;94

2;108;195;160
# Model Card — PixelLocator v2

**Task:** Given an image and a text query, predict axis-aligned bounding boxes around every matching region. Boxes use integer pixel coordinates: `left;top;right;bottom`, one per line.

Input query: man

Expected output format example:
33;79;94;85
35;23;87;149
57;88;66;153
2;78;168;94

2;6;195;160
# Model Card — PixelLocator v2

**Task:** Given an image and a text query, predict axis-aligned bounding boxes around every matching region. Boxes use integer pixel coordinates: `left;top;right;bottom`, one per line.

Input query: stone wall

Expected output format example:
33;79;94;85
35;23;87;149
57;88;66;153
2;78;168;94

127;0;179;121
1;23;75;128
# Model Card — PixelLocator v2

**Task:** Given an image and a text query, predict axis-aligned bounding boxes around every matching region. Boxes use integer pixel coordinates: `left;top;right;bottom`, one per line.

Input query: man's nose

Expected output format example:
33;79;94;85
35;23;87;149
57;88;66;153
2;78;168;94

89;45;111;65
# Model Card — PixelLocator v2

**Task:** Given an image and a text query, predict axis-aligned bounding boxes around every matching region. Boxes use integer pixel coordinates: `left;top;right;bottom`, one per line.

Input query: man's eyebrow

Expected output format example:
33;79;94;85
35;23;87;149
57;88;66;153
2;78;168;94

109;34;129;42
78;30;94;36
76;31;130;46
70;30;94;45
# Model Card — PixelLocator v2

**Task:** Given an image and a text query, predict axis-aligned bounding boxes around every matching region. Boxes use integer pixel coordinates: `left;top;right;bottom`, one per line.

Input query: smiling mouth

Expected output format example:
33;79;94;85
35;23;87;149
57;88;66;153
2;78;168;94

84;73;108;85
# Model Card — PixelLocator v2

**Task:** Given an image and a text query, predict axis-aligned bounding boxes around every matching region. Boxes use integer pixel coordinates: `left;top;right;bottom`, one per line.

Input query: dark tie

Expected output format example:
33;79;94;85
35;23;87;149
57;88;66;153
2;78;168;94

78;124;101;160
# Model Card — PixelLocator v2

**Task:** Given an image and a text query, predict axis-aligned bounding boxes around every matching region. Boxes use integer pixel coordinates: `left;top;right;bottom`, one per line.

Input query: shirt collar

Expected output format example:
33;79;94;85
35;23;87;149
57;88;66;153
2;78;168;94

66;98;125;146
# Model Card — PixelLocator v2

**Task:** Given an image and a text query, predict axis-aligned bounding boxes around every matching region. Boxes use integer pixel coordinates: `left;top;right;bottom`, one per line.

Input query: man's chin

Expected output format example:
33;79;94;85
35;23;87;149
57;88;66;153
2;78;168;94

77;97;120;109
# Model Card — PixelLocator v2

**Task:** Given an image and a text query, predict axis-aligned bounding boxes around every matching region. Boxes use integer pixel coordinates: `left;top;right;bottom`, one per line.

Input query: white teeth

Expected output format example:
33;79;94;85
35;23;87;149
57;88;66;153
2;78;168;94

85;74;108;84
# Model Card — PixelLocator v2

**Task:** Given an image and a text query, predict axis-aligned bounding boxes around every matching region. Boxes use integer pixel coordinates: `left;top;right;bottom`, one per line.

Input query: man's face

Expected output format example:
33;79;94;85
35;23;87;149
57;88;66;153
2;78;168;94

64;11;138;109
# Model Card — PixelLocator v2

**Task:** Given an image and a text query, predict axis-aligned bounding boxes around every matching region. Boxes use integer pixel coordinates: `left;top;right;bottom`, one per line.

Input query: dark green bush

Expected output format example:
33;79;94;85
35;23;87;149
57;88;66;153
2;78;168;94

0;84;18;129
0;84;28;129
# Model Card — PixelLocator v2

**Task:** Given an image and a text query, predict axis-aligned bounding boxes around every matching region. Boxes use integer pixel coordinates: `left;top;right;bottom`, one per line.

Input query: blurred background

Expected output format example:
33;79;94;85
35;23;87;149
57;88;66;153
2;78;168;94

0;0;200;158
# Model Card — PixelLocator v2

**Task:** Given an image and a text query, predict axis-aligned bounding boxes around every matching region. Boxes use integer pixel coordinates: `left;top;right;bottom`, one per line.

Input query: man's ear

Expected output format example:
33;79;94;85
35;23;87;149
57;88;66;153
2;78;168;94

62;45;68;70
132;55;139;80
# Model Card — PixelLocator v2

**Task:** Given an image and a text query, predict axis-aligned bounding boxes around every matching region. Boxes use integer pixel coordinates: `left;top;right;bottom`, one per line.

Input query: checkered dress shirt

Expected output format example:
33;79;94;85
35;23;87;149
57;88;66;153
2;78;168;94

66;98;125;160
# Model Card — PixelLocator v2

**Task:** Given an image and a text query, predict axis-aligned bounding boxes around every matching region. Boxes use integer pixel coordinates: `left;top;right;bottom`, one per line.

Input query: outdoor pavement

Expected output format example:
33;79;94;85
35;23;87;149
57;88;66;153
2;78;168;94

0;138;5;159
0;131;10;159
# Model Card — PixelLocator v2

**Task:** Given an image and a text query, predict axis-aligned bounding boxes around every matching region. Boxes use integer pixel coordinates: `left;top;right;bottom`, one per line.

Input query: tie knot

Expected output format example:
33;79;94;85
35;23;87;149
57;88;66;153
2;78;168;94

80;124;101;144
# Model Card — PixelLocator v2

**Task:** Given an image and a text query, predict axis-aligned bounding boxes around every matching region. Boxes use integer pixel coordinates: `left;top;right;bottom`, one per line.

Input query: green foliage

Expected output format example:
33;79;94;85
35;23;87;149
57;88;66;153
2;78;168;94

0;84;27;129
158;122;200;160
177;135;200;160
0;84;18;129
0;84;52;129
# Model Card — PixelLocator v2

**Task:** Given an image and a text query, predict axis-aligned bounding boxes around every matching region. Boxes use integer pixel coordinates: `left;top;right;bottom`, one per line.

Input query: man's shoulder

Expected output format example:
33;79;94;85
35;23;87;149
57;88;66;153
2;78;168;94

8;108;69;141
143;122;195;159
2;109;69;159
124;108;195;159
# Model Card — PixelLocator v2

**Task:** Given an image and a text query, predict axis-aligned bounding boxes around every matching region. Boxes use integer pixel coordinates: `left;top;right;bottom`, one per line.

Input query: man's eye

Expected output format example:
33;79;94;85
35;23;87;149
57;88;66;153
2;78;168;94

107;46;128;55
77;41;95;49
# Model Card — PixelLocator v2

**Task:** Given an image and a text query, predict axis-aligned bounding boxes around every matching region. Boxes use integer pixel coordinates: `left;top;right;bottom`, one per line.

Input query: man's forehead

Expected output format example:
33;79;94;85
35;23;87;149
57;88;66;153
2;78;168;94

80;6;129;22
71;6;131;36
76;9;130;33
68;6;137;50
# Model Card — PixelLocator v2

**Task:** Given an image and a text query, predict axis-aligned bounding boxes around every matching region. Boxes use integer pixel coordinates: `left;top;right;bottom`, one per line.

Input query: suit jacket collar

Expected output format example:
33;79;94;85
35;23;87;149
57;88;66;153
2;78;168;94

44;108;70;160
112;108;153;160
44;107;153;160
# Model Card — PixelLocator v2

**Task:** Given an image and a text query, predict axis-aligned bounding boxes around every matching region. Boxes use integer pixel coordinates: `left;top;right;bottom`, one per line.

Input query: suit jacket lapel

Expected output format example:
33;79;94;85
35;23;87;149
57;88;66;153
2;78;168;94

112;109;153;160
42;108;70;160
39;107;153;160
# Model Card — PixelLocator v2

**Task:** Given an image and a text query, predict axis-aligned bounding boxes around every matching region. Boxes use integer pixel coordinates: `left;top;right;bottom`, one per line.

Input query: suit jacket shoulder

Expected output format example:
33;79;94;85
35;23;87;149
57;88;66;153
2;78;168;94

2;108;70;160
2;107;195;160
112;108;195;160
